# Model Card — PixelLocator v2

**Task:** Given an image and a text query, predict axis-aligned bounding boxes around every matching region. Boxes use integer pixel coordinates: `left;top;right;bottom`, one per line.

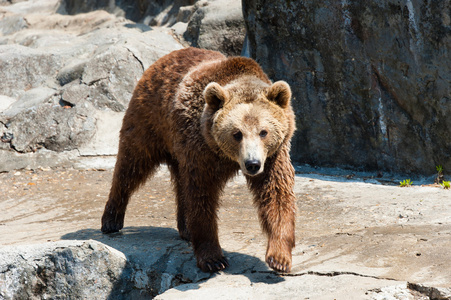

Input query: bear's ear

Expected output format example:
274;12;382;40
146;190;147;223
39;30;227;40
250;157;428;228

204;82;229;111
267;81;292;109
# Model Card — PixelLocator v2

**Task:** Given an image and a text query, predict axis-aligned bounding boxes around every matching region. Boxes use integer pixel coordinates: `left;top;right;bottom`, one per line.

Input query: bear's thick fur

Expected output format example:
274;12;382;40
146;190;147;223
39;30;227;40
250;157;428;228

101;47;296;273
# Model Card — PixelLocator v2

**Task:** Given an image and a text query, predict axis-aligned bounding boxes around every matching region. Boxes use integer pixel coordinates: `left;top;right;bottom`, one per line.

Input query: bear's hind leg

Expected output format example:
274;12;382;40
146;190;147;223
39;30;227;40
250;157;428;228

101;143;160;233
167;161;190;241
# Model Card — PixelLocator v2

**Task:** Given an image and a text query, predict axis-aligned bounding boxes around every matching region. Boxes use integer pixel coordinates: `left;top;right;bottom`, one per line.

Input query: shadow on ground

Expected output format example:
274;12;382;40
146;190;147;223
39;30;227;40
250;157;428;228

61;226;284;298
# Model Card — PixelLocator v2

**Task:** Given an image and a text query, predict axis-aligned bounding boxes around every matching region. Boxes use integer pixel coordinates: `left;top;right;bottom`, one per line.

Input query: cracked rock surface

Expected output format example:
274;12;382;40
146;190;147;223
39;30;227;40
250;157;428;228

1;166;450;299
0;0;184;172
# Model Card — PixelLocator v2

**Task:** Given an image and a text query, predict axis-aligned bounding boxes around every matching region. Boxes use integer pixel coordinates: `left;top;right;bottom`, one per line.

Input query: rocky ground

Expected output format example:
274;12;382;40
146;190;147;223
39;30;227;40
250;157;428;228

1;165;450;299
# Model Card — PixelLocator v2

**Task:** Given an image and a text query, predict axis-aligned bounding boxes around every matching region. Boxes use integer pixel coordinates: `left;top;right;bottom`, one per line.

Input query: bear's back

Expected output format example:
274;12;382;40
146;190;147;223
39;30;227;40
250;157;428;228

137;47;226;107
122;48;225;151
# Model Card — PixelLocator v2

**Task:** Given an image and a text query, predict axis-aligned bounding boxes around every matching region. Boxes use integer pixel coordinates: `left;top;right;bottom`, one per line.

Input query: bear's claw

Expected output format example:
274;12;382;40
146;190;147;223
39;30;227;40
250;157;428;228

199;257;229;273
266;255;291;273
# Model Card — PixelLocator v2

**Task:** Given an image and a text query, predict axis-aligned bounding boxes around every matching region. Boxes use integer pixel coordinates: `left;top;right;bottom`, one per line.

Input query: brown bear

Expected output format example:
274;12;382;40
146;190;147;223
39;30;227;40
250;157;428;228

101;47;296;273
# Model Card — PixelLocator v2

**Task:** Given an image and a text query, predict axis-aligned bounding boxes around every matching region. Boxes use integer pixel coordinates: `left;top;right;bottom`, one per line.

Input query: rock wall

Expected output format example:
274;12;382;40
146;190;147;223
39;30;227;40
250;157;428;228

243;0;451;175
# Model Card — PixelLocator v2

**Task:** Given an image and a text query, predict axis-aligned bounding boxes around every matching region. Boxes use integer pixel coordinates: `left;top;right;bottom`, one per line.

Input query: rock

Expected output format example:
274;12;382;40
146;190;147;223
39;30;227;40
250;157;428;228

0;148;77;171
77;109;124;156
0;45;64;99
145;0;198;27
56;59;88;86
0;95;16;113
1;167;450;299
176;4;196;23
0;15;27;35
0;0;59;15
59;0;197;26
2;99;97;153
58;0;246;55
0;239;445;300
0;240;129;299
242;0;451;175
81;45;143;112
1;87;56;117
407;282;451;300
156;275;420;300
61;82;90;106
0;1;183;172
183;0;245;56
171;21;189;38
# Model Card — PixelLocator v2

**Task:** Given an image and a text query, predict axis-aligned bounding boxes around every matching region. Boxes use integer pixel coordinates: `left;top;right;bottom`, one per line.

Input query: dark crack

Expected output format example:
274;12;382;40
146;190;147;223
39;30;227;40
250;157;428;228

407;282;451;300
258;270;398;282
82;77;109;86
124;46;144;73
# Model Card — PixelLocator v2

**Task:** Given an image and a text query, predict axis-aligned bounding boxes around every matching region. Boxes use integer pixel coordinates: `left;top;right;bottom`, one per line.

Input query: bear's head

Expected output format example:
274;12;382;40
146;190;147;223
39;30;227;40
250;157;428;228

202;76;294;176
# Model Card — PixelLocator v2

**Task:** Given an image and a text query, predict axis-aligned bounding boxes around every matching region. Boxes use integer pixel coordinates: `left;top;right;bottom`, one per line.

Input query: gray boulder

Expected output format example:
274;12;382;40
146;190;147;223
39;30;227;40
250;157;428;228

243;0;451;175
1;87;56;118
0;15;27;35
183;0;245;56
0;241;128;300
0;45;64;99
3;99;97;153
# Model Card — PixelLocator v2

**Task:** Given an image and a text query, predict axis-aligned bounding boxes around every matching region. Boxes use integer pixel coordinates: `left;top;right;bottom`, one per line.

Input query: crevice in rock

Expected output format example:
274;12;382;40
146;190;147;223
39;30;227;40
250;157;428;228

0;130;22;153
0;264;14;274
124;46;145;73
59;99;75;108
82;77;109;86
0;132;13;144
407;282;451;300
258;270;398;282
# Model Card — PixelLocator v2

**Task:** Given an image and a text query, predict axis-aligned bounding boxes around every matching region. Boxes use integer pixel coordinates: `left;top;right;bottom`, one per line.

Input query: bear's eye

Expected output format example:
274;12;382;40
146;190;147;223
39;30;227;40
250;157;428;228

260;130;268;138
233;131;243;142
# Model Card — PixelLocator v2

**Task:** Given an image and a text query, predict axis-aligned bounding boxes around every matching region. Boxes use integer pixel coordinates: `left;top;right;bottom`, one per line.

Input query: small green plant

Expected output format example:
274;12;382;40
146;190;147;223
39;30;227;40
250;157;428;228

399;179;413;187
435;165;444;184
440;181;450;189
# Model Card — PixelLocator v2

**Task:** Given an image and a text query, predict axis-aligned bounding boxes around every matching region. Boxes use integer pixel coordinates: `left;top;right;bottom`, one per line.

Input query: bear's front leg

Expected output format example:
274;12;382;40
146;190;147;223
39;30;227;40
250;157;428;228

247;145;296;273
183;177;229;273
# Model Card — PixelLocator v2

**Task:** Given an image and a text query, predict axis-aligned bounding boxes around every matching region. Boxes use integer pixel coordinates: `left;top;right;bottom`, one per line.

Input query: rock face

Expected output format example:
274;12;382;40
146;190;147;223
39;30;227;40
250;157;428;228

243;0;451;175
59;0;196;26
0;1;181;172
58;0;245;55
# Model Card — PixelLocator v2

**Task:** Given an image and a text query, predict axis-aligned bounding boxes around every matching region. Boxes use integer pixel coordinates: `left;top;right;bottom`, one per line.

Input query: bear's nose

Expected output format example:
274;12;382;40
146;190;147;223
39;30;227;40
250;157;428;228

245;160;261;175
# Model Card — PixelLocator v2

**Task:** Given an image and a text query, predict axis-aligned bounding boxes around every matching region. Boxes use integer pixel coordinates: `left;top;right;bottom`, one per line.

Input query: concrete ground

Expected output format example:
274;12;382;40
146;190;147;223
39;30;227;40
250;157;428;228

1;165;450;299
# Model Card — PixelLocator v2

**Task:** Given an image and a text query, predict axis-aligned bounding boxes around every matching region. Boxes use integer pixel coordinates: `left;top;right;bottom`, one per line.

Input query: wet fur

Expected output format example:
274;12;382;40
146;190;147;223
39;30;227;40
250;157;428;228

101;47;296;273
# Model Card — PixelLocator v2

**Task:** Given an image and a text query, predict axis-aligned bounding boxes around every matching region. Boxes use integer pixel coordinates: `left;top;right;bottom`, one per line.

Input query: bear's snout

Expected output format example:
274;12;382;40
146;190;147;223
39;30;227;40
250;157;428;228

244;159;262;175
